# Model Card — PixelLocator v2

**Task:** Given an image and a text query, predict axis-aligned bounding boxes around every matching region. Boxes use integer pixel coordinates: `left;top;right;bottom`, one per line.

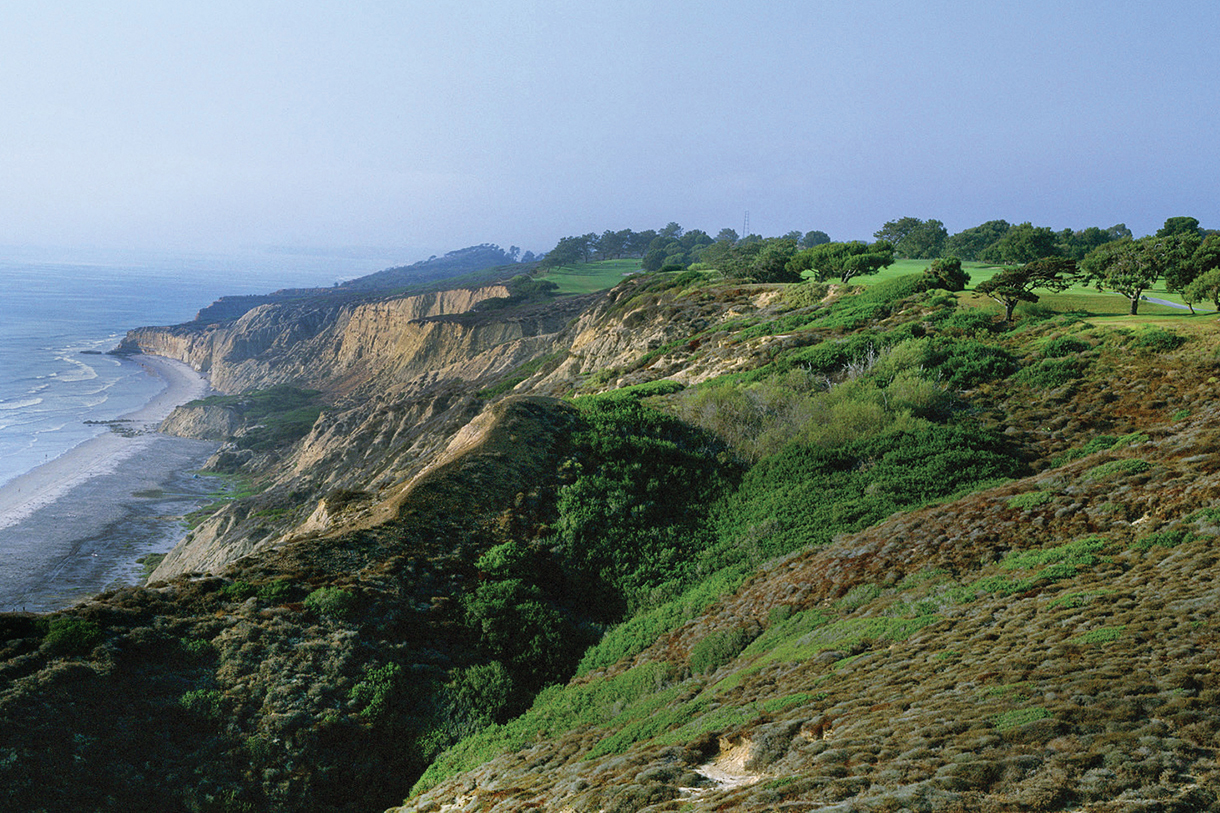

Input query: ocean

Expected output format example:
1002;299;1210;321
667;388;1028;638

0;246;393;490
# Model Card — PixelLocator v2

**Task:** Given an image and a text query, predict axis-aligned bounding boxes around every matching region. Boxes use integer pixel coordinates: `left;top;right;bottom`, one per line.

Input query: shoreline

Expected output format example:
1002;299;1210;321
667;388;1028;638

0;354;218;613
0;354;211;532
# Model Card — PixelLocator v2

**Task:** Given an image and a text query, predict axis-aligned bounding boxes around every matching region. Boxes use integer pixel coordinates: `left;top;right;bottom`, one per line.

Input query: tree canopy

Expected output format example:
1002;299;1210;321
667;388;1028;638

875;217;947;259
1080;236;1185;315
788;240;895;284
978;223;1061;265
975;257;1078;322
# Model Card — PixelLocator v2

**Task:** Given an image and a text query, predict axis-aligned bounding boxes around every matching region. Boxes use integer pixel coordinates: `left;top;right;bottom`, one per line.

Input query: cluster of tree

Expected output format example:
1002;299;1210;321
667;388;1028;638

969;217;1219;319
1082;218;1220;314
538;224;834;273
934;221;1135;263
537;215;1219;319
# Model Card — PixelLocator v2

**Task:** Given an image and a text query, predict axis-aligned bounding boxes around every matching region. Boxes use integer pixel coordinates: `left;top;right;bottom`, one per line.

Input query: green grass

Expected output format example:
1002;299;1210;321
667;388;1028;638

538;259;643;294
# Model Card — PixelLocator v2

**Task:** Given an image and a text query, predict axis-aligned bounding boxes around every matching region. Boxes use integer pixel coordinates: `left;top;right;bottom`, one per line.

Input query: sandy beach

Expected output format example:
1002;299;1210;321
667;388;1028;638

0;354;219;612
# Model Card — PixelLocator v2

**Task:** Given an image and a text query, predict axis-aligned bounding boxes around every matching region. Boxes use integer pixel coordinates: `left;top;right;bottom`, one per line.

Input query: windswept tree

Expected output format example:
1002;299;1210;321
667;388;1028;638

539;234;595;268
1080;236;1183;315
1183;267;1220;312
975;257;1077;323
788;240;895;284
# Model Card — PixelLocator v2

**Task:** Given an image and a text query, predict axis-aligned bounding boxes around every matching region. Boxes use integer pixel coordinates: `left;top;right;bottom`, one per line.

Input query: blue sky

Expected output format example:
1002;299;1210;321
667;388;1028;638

1;1;1217;262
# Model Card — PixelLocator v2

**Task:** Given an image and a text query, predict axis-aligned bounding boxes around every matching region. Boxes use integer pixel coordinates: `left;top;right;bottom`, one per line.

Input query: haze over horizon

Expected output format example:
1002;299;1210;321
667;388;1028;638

2;1;1217;266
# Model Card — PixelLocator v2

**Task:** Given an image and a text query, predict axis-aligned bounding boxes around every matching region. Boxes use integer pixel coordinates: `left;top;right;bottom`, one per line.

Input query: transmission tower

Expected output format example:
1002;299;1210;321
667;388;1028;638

743;211;750;238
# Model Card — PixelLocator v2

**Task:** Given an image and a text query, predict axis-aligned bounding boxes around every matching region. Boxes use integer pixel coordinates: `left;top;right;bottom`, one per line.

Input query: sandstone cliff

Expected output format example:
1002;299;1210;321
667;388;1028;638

139;277;782;583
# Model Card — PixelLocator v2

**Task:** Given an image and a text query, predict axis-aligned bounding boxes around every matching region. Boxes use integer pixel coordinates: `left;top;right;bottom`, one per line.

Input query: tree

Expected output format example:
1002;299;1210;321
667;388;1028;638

788;240;895;284
978;222;1060;264
1056;224;1130;260
944;220;1011;261
916;257;970;292
596;229;632;260
1157;216;1203;238
874;217;923;247
746;239;801;283
975;257;1077;323
539;234;592;268
876;217;947;259
1081;236;1180;315
1183;266;1220;312
715;227;739;244
802;230;831;248
1160;231;1205;297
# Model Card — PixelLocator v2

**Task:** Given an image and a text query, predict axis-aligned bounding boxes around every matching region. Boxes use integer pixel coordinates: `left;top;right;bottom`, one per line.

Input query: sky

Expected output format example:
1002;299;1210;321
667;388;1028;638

1;0;1218;264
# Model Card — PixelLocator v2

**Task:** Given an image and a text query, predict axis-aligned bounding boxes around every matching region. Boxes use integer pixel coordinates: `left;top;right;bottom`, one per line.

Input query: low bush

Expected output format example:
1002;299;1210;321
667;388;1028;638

690;627;757;675
1082;458;1151;481
179;689;225;722
1007;491;1054;510
42;616;103;655
923;340;1019;388
257;578;294;604
303;586;356;620
1015;357;1084;388
348;662;404;722
1042;336;1090;357
1130;327;1187;353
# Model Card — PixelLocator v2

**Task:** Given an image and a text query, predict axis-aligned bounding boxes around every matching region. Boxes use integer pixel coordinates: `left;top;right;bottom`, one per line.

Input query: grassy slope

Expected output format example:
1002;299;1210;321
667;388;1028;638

402;275;1220;811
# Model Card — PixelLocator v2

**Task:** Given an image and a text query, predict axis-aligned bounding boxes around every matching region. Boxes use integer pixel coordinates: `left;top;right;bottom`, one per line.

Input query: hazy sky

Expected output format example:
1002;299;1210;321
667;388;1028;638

2;1;1217;261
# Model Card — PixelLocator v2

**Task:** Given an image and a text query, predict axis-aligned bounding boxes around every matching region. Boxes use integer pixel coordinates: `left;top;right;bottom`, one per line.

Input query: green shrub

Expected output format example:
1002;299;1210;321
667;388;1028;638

992;707;1052;731
690;627;756;675
1015;357;1084;388
1070;626;1126;646
179;689;225;721
178;638;215;661
42;616;103;655
1131;528;1193;551
1130;327;1187;353
303;586;356;620
257;579;294;604
1007;491;1054;510
1042;336;1090;357
923;340;1018;388
709;423;1022;567
1082;458;1151;481
348;662;403;721
935;309;997;336
553;396;736;616
219;580;256;601
1051;432;1148;466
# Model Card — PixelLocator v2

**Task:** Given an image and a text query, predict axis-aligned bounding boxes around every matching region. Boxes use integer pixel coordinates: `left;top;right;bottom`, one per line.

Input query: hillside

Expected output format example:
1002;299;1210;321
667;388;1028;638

2;260;1219;812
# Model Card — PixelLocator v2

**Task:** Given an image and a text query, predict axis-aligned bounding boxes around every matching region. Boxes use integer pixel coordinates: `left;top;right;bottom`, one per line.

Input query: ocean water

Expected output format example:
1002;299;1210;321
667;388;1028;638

0;247;393;489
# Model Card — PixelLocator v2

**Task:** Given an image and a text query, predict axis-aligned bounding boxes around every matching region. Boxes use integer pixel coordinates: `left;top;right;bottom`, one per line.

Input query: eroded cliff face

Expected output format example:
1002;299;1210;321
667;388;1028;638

140;277;781;582
120;285;514;394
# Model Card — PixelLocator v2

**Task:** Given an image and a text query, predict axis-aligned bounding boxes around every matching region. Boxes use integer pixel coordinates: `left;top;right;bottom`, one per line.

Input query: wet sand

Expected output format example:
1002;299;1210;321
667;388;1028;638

0;355;219;612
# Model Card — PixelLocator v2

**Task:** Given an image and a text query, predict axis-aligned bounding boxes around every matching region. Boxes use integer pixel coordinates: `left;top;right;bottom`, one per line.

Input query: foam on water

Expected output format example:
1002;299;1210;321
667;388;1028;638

0;247;383;490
